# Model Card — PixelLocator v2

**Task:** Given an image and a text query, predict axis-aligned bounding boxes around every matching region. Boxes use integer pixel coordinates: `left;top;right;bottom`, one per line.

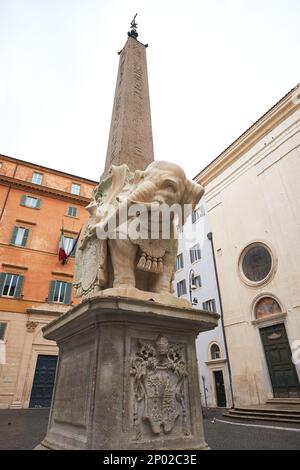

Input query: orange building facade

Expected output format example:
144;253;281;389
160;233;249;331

0;154;96;408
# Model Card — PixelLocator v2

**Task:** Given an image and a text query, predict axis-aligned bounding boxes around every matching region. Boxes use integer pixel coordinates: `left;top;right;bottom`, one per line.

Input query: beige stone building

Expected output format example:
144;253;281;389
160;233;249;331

195;84;300;406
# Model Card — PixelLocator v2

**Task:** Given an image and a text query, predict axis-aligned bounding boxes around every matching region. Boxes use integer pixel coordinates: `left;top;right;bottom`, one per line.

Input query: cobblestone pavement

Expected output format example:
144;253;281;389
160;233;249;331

0;407;300;450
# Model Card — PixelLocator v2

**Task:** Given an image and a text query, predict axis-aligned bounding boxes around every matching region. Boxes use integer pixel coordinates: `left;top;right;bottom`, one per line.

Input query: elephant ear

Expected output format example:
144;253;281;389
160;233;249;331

180;180;205;223
132;169;145;185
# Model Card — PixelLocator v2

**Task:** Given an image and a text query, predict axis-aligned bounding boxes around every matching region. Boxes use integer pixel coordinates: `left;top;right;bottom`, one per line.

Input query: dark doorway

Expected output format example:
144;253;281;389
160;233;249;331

213;370;227;407
260;323;300;398
29;355;58;408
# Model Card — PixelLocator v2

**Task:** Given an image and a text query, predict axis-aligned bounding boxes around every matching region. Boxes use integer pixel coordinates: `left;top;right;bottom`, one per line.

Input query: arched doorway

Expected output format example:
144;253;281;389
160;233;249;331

209;343;227;407
255;297;300;398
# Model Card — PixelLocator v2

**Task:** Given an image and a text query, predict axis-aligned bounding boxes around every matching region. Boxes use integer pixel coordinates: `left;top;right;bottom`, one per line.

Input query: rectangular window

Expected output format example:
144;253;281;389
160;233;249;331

48;280;72;304
53;281;67;303
20;195;41;209
202;299;217;313
10;226;29;247
71;183;81;195
194;275;202;288
177;279;187;297
0;322;7;341
176;253;184;271
67;206;78;217
31;172;43;185
192;205;205;223
0;273;24;298
190;243;201;263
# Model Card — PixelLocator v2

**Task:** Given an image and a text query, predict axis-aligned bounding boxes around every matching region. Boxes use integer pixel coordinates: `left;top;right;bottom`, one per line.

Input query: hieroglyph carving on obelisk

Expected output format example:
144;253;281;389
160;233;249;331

101;36;154;179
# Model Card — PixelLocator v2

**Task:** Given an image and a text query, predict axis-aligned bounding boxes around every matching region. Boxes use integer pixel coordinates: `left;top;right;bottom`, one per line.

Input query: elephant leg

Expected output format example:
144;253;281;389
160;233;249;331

152;252;175;294
108;239;137;288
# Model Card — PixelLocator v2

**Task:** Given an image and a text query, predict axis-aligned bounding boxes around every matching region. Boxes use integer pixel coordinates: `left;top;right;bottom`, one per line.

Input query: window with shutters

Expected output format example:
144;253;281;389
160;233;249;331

70;183;81;195
194;275;202;288
175;253;184;271
0;322;8;341
177;279;187;297
0;273;24;298
20;195;41;209
190;243;201;263
48;280;72;304
191;205;205;223
202;299;217;313
67;206;78;217
10;226;29;247
31;172;43;185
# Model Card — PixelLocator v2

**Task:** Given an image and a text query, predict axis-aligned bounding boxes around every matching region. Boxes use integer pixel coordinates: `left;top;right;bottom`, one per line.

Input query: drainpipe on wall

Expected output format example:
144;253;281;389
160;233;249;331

207;232;235;409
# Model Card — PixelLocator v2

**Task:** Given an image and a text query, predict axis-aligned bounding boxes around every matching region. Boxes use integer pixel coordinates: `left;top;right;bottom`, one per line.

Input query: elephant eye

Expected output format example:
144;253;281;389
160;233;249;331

164;180;177;192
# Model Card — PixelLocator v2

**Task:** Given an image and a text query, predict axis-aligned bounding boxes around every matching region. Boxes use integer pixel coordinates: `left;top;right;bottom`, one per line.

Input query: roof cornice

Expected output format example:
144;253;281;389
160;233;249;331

194;84;300;185
0;153;98;185
0;175;91;205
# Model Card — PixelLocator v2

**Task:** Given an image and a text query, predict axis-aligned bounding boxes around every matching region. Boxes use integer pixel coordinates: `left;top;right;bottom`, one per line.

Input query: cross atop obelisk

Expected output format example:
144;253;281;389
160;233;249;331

101;14;154;179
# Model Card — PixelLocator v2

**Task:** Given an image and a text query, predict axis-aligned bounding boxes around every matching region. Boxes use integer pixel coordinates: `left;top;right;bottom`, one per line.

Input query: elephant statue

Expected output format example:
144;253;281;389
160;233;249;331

73;161;204;300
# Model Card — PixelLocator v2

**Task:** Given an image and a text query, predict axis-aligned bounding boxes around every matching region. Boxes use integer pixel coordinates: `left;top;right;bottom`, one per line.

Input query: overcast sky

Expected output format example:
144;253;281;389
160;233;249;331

0;0;299;182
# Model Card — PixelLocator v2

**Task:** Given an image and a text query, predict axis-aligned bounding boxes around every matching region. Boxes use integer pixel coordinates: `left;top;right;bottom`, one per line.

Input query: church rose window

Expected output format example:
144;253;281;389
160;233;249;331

241;243;272;283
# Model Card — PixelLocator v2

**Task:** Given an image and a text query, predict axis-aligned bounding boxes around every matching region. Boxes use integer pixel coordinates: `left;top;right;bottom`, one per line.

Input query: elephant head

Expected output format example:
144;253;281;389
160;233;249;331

127;161;204;225
74;161;205;298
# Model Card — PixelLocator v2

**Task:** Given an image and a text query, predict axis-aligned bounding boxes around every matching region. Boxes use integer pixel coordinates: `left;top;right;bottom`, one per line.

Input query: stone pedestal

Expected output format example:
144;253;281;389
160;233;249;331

37;296;218;450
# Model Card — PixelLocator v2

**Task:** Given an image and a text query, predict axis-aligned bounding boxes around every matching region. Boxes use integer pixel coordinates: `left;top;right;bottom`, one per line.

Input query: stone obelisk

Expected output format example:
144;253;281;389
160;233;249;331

36;18;217;451
101;28;154;179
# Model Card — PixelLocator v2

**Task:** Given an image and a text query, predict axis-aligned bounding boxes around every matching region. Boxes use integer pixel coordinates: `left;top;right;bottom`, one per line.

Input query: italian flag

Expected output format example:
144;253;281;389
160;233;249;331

58;227;81;264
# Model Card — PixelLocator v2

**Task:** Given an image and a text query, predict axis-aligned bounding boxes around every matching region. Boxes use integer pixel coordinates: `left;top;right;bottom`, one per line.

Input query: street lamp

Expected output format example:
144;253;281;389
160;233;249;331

207;231;235;408
189;269;197;306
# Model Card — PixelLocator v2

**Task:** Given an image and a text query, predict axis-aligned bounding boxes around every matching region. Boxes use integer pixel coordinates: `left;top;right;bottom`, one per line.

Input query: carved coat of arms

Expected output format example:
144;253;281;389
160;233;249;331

130;335;190;439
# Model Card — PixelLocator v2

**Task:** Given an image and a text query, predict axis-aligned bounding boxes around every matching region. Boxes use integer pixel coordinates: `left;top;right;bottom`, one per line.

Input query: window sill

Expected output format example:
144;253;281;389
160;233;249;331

20;206;40;210
205;358;227;366
251;312;287;326
0;295;22;299
10;243;28;248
